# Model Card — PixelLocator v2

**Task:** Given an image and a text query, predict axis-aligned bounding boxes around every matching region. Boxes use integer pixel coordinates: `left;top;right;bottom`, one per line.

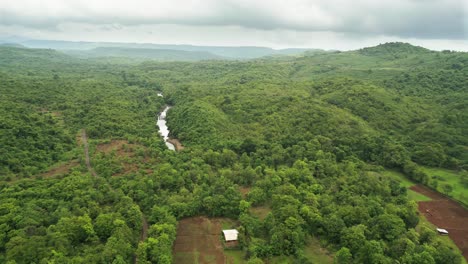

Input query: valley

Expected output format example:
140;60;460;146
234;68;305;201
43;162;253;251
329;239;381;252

0;42;467;263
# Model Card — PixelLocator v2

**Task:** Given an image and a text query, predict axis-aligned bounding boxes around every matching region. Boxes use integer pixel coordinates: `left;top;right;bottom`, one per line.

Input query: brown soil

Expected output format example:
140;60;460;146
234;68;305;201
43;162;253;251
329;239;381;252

239;187;251;199
95;140;151;176
173;217;228;264
96;140;135;156
41;160;79;178
134;217;149;264
168;138;184;151
410;185;446;200
411;184;468;260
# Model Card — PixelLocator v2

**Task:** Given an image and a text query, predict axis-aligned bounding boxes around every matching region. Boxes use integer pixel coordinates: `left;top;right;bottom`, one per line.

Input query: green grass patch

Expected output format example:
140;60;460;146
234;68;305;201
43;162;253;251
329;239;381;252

201;254;217;263
266;255;296;264
303;237;333;263
379;170;432;202
407;190;432;202
221;218;238;230
381;170;415;187
249;206;271;220
224;249;246;264
174;251;199;264
421;167;468;205
262;237;334;264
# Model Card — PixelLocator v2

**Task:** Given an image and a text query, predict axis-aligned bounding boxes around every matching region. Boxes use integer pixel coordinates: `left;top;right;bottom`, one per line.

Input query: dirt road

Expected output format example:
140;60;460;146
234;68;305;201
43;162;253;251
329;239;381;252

80;130;148;264
81;129;97;177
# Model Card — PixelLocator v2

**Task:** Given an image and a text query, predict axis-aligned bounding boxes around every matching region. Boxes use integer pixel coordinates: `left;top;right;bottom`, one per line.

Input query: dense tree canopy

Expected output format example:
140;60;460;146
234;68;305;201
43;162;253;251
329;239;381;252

0;43;466;263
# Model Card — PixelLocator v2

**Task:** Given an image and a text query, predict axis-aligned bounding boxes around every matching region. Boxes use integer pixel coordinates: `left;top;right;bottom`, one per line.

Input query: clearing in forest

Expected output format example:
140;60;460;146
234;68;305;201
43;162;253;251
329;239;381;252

95;139;152;176
96;139;136;156
411;185;468;260
173;216;240;264
41;160;79;178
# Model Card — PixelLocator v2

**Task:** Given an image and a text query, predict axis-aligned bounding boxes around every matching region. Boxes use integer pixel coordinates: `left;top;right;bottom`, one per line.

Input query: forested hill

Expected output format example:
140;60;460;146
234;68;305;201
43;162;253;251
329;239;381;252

358;42;432;56
64;47;225;61
4;38;313;59
0;42;467;263
141;42;468;168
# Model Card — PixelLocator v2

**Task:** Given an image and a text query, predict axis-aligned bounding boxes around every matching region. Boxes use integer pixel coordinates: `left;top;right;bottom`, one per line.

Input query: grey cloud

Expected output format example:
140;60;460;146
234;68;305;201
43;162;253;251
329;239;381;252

0;0;466;39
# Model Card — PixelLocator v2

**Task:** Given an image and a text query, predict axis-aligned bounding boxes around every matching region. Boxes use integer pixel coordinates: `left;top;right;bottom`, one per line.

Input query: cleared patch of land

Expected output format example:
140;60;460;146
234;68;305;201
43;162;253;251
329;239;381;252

168;138;184;151
382;169;466;261
249;206;271;221
416;213;468;264
411;184;468;260
410;185;444;200
264;237;333;264
41;160;79;178
173;216;240;264
303;237;333;263
94;139;151;176
96;139;136;156
239;187;251;199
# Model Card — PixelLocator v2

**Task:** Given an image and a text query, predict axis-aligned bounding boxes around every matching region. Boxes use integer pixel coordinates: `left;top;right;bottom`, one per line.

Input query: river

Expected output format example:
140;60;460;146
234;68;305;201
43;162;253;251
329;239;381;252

157;105;176;151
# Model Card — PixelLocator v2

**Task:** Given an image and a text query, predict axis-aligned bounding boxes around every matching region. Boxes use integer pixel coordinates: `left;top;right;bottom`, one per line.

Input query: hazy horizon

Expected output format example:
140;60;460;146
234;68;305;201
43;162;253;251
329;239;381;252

2;35;468;53
1;0;467;51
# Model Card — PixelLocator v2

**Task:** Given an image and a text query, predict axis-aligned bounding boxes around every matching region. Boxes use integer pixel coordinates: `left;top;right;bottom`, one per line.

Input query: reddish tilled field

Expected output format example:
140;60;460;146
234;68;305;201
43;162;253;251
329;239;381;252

172;217;227;264
410;185;468;260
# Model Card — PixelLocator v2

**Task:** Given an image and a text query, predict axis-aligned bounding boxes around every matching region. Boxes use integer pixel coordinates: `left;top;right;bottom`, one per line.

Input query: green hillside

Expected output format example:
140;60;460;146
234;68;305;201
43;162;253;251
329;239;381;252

0;43;466;263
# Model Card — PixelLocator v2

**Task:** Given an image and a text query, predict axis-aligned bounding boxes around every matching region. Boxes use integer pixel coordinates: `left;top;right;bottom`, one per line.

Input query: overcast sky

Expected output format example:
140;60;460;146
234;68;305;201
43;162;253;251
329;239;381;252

0;0;467;50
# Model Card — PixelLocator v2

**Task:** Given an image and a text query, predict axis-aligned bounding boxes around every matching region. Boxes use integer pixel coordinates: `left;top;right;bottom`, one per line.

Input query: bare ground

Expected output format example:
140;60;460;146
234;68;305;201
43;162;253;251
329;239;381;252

96;140;135;155
167;138;184;151
411;184;468;260
173;217;231;264
41;160;79;178
95;140;152;176
239;187;251;199
134;217;149;264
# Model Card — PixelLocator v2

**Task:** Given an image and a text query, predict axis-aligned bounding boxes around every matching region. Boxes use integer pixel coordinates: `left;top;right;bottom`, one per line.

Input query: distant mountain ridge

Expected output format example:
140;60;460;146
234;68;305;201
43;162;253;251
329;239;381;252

65;47;224;61
0;38;313;59
0;38;448;63
0;43;26;48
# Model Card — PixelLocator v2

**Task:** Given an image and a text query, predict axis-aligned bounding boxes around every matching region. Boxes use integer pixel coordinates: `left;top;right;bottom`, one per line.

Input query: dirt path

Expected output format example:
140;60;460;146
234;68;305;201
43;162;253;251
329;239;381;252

140;217;149;241
80;130;148;263
134;217;149;264
411;184;468;260
81;129;97;177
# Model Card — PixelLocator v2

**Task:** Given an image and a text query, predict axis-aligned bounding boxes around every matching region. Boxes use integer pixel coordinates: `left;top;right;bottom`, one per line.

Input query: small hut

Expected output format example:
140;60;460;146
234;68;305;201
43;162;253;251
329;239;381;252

436;228;449;235
222;229;239;247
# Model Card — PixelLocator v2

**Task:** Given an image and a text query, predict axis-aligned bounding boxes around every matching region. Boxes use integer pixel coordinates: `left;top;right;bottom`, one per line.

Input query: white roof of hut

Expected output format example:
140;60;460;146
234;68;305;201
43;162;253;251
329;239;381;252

222;229;239;241
436;228;449;234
